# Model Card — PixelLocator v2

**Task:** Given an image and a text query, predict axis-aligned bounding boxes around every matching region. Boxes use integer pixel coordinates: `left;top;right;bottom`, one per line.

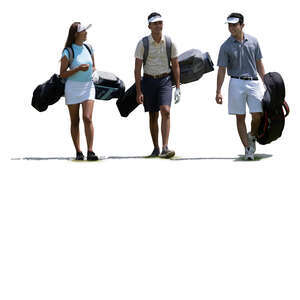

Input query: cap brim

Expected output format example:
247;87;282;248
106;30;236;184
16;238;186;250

225;17;240;24
148;16;163;23
78;24;92;32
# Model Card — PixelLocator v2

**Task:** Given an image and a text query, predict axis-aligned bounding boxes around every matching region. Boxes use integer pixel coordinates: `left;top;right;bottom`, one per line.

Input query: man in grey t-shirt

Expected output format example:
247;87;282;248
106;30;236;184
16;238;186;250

216;13;266;160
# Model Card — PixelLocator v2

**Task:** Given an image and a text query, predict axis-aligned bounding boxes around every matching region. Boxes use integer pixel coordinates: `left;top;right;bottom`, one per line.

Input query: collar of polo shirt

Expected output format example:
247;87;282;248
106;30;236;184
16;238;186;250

149;34;165;44
230;33;249;43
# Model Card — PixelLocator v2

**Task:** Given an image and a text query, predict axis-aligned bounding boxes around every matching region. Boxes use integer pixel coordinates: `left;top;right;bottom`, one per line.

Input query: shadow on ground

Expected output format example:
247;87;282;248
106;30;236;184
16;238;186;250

11;157;74;161
171;156;236;161
233;154;273;162
11;154;273;162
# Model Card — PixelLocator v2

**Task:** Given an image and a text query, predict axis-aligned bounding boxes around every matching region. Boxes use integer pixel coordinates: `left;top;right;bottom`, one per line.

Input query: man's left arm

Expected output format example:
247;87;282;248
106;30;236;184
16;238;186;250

255;40;265;81
256;59;265;81
171;57;180;89
171;57;181;104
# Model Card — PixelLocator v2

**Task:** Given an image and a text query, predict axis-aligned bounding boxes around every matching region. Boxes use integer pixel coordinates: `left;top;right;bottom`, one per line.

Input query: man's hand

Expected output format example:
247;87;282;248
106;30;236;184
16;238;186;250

216;92;223;104
136;92;144;104
216;67;226;104
174;88;181;104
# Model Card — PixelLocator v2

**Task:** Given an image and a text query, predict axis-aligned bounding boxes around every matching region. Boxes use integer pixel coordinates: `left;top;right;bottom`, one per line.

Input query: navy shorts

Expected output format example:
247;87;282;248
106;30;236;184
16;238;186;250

141;75;172;112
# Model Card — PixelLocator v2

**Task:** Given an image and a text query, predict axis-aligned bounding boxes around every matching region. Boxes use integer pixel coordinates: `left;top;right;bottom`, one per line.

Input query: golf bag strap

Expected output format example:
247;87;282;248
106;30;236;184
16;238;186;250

65;46;74;67
165;36;172;68
84;43;93;55
283;100;290;117
142;37;149;66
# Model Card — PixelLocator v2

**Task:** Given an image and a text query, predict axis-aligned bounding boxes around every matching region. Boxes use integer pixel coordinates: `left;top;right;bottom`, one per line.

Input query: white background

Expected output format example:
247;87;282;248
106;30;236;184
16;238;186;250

1;0;299;299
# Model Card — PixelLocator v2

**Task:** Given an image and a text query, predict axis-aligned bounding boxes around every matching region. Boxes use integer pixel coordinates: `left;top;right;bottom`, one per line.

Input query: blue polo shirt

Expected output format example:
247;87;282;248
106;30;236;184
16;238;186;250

62;44;94;82
217;33;262;78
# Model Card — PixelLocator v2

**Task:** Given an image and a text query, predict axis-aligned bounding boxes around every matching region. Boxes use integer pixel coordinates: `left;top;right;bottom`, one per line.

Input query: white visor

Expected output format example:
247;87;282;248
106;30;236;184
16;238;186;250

77;24;92;32
148;16;163;23
225;17;240;24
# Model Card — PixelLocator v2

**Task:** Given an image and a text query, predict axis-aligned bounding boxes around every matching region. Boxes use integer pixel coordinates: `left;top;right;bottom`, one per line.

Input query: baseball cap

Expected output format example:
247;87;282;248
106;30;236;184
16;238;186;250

148;13;163;24
77;23;92;32
225;13;244;24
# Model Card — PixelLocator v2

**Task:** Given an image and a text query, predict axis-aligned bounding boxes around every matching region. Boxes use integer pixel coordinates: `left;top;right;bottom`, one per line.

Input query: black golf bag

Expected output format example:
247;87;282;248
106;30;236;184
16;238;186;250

257;72;289;145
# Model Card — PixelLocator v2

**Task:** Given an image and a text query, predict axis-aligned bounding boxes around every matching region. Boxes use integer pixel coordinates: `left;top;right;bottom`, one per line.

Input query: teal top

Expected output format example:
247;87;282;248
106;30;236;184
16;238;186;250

62;43;94;82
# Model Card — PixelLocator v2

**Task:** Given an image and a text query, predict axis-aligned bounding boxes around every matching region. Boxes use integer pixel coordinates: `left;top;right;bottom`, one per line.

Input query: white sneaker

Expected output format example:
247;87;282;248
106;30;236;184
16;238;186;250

245;147;254;161
247;132;256;153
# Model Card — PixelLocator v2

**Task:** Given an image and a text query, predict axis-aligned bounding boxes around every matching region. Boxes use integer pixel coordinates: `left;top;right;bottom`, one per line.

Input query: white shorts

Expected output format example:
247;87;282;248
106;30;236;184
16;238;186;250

228;78;263;115
65;80;95;105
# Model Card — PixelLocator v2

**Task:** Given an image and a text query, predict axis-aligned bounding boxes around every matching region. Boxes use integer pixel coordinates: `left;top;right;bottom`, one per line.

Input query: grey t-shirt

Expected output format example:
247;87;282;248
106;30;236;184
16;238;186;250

217;33;262;78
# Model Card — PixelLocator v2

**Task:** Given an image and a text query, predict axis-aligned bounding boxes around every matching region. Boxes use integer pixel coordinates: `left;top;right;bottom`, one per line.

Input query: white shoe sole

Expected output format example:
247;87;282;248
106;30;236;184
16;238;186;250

159;151;175;159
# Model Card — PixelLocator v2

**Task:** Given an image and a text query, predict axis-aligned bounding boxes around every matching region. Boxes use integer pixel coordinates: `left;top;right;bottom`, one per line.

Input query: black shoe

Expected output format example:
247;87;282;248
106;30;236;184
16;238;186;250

87;151;99;161
76;151;84;160
148;147;160;157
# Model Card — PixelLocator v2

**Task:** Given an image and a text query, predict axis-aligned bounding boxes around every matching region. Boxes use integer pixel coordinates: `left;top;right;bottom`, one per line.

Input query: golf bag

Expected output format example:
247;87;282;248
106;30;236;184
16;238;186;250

32;74;65;112
116;83;138;117
32;71;125;112
93;71;125;101
173;49;214;85
257;72;290;145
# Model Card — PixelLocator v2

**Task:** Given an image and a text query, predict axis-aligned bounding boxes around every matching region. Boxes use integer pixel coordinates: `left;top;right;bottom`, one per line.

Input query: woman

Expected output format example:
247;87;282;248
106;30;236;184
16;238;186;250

60;22;98;161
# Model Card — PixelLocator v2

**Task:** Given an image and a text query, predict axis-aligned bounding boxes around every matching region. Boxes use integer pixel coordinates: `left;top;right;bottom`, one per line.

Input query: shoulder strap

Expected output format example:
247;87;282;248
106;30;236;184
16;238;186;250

84;43;93;56
142;36;172;67
165;35;172;67
142;36;149;66
65;46;74;67
65;44;92;67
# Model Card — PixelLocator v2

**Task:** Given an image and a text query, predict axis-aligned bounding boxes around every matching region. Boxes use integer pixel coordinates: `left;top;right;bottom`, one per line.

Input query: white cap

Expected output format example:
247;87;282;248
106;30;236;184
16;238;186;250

77;23;92;32
148;15;163;23
225;17;240;24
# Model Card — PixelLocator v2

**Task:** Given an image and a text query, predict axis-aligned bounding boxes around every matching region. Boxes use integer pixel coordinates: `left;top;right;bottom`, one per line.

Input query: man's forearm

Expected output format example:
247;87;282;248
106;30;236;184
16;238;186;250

217;68;226;93
256;60;265;81
172;64;180;89
134;70;142;94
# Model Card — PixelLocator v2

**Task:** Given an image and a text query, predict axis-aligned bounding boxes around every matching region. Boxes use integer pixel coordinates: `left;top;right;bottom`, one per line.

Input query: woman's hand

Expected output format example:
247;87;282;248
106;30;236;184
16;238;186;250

77;64;89;72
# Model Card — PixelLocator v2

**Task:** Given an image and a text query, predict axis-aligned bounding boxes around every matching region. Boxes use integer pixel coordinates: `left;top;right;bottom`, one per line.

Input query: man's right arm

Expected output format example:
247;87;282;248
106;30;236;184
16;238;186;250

134;58;144;104
216;43;228;104
216;66;226;104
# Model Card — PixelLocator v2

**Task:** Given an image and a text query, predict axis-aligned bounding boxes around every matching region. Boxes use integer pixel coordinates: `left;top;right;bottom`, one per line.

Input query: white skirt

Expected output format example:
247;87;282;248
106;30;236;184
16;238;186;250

65;80;95;105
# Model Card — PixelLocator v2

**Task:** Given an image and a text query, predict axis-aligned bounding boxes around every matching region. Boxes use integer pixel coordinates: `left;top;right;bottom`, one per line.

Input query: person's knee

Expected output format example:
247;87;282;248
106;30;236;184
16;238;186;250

83;114;92;125
236;114;246;123
160;107;170;119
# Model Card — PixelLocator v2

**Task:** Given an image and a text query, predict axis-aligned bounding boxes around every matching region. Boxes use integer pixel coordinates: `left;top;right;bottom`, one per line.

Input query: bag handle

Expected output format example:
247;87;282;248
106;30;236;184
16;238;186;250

283;100;289;117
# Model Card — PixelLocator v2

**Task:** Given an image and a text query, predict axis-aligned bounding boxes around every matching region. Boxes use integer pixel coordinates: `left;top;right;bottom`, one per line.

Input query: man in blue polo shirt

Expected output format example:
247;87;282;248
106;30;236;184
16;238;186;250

216;13;266;160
